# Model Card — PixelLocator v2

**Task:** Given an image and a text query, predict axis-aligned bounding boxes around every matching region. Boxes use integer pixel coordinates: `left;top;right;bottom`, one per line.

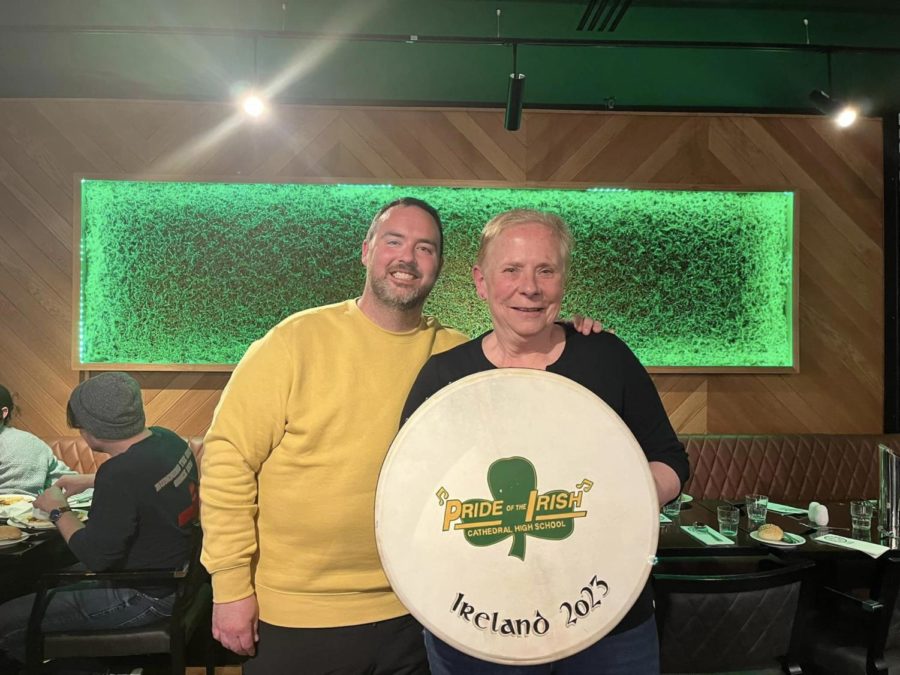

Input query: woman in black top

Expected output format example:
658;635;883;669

402;209;689;675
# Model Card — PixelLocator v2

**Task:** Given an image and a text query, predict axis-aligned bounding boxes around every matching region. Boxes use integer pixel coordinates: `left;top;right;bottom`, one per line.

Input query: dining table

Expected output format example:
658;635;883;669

656;497;892;591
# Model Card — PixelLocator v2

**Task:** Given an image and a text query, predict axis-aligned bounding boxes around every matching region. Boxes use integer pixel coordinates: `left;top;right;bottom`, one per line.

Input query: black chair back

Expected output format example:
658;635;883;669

805;549;900;675
25;522;213;675
654;556;815;675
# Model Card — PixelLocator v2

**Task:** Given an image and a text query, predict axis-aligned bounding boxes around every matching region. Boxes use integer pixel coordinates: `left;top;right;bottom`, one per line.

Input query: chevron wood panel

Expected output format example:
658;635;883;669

0;102;884;437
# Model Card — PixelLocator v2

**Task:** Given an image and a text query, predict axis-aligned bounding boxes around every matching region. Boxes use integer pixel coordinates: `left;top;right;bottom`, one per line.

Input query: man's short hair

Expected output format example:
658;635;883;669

364;197;444;256
67;372;146;440
0;385;13;427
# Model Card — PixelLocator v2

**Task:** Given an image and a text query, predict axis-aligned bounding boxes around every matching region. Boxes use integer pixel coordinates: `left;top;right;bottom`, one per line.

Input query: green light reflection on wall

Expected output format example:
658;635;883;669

79;181;793;368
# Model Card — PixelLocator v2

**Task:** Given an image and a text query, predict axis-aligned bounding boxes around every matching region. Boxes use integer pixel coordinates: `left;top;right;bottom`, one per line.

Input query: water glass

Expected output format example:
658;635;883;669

850;500;874;531
746;493;769;526
717;505;740;536
662;499;682;518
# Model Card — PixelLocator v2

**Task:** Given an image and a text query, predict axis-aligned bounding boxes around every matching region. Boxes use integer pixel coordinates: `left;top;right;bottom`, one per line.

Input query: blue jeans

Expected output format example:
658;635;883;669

425;616;660;675
0;581;176;664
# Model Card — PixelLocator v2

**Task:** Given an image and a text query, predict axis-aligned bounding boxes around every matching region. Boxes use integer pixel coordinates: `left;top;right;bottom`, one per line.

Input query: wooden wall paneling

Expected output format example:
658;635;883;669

0;240;71;369
580;116;689;183
371;110;467;179
656;376;708;434
0;174;70;279
531;116;633;183
35;101;124;174
0;101;886;438
443;111;525;182
0;330;73;436
277;114;344;177
148;107;244;175
427;111;509;179
138;372;229;437
630;118;737;185
341;110;419;179
0;149;71;248
337;116;403;178
707;117;789;186
0;193;70;298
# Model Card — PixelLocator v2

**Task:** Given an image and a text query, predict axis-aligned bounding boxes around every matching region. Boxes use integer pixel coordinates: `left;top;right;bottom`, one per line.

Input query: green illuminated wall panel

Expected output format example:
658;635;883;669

78;180;794;369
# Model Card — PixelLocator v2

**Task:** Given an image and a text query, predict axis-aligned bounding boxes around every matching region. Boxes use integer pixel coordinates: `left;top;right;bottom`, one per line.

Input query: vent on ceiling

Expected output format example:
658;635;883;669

577;0;632;31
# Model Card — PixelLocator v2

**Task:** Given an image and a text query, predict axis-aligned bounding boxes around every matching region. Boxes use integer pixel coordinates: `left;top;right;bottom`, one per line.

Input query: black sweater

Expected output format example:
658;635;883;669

69;427;198;573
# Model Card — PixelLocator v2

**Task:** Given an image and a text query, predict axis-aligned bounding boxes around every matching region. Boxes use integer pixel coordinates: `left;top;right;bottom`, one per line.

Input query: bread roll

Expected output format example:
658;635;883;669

757;523;784;541
0;525;23;541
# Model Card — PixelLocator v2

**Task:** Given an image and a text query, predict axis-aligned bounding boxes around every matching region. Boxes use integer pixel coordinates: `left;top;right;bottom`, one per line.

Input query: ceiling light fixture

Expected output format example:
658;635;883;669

241;93;267;118
238;36;268;120
809;89;857;128
504;44;525;132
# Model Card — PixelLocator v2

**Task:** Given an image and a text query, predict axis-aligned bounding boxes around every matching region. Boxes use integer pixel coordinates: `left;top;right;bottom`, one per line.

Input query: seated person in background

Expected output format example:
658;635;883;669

0;384;76;496
0;372;199;667
402;209;690;675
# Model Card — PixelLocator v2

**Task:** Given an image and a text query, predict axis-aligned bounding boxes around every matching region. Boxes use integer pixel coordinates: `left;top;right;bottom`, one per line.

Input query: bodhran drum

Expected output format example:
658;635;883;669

375;369;659;666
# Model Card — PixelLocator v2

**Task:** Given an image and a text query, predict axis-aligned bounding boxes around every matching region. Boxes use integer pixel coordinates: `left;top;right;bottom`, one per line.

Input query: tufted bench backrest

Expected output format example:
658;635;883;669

681;434;900;502
47;436;207;475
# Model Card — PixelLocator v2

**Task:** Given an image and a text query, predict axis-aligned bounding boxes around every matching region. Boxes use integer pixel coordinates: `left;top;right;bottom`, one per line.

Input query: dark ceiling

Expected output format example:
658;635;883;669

1;0;898;112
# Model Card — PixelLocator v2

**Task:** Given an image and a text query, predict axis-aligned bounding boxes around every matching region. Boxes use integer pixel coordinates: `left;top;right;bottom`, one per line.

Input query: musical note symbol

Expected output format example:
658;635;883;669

576;479;594;492
436;487;449;506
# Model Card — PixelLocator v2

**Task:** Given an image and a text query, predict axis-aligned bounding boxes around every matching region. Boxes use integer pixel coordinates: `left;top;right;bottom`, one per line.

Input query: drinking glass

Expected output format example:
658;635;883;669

850;500;874;531
746;493;768;526
717;505;740;536
662;499;682;518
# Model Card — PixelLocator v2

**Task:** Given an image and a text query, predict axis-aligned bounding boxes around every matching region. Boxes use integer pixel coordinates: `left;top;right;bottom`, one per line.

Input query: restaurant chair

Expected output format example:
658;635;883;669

653;556;815;674
24;523;214;675
805;549;900;675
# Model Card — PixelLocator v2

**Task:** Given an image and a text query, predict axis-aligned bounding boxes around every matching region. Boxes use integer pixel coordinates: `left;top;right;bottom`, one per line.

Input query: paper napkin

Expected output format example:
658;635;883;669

813;533;889;559
681;525;734;546
67;488;94;506
660;513;672;524
767;502;808;516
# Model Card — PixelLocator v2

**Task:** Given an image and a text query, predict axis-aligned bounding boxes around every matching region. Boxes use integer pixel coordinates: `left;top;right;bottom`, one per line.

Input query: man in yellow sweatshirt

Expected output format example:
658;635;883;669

200;198;468;673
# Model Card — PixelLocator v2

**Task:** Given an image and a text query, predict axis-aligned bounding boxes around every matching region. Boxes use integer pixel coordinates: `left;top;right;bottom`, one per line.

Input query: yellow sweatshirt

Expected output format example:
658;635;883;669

200;299;468;627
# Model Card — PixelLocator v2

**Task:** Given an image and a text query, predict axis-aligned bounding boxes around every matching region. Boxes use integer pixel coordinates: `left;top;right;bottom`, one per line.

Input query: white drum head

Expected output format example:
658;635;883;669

376;369;659;665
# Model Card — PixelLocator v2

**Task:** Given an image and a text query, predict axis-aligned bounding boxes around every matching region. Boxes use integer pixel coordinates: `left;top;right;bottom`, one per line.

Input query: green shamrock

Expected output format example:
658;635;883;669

460;456;576;561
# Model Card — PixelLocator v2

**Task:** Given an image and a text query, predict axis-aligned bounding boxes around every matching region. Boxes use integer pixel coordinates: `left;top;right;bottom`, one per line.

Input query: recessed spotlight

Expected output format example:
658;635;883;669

241;94;266;118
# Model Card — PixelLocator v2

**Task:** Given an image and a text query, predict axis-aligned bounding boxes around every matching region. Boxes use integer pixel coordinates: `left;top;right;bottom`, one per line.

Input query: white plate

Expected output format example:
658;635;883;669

750;530;806;548
8;516;55;530
680;493;693;504
0;494;35;518
9;509;88;530
0;532;31;547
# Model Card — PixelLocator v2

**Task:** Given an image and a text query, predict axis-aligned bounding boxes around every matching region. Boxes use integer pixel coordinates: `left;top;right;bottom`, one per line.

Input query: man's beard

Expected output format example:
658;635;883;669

368;264;434;311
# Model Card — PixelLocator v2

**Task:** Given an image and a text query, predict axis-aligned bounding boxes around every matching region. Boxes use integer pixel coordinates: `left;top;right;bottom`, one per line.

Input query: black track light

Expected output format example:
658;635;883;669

809;89;858;128
505;74;525;132
504;44;525;132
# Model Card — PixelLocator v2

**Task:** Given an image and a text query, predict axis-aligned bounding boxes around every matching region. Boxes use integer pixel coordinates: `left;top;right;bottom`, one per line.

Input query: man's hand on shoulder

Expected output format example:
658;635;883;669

55;474;95;496
213;595;259;656
568;314;611;336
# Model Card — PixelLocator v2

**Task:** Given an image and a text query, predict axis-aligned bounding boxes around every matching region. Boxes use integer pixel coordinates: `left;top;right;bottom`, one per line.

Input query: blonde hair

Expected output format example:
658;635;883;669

476;209;573;275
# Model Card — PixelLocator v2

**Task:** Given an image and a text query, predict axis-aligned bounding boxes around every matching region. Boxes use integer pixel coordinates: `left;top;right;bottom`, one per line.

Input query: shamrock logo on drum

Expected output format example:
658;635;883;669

438;456;592;561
